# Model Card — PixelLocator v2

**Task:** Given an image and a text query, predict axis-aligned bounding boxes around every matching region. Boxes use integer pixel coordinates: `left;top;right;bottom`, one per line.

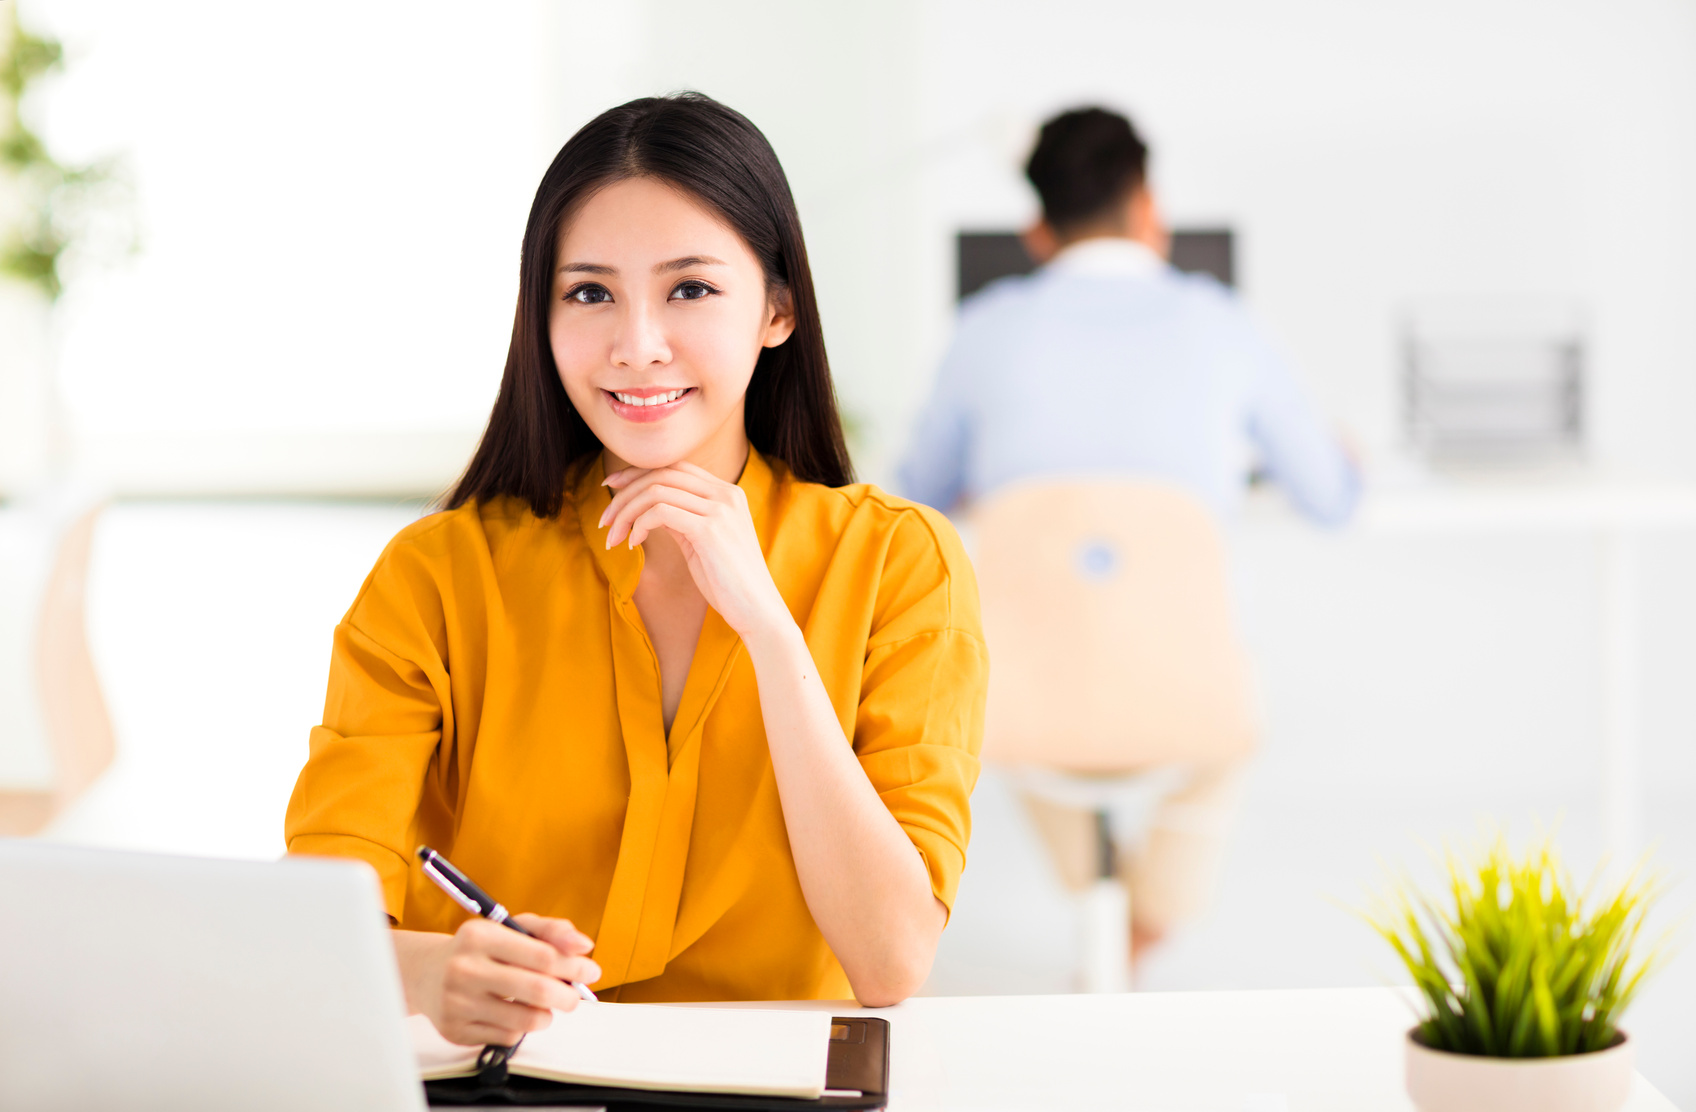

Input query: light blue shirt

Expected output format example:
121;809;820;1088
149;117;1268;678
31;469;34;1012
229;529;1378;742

898;238;1359;526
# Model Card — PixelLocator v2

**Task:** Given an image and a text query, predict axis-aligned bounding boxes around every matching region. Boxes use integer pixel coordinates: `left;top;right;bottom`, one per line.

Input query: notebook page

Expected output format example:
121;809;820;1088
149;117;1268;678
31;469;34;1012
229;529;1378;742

408;1014;482;1081
512;1002;832;1098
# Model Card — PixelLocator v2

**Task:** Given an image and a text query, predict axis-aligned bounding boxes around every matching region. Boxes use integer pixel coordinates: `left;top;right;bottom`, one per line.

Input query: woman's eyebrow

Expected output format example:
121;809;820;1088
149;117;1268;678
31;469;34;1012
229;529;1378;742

655;255;728;273
559;262;616;275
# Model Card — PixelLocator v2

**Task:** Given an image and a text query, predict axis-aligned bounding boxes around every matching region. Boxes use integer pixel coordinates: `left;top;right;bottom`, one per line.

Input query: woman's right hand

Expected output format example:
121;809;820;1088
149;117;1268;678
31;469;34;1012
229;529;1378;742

392;916;601;1047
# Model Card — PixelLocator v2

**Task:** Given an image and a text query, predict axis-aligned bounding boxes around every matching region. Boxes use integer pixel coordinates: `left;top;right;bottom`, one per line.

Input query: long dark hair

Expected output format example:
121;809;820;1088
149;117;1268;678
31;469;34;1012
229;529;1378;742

447;93;853;518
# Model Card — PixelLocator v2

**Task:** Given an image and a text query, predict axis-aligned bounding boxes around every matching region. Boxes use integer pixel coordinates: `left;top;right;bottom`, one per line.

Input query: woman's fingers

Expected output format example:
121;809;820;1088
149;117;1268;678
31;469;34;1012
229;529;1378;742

472;919;603;982
436;923;602;1043
533;951;601;987
667;460;722;484
602;465;712;506
626;503;703;551
605;464;723;496
600;467;721;530
474;960;580;1013
442;993;555;1043
596;460;781;638
605;484;718;548
439;959;554;1044
460;919;555;969
419;917;607;1048
509;913;594;956
599;466;737;531
601;465;641;490
451;1019;535;1047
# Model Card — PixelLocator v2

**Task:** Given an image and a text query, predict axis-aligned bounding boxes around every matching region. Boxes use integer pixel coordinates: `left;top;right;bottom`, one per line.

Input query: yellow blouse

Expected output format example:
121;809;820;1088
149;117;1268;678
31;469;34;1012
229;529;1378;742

284;450;988;1002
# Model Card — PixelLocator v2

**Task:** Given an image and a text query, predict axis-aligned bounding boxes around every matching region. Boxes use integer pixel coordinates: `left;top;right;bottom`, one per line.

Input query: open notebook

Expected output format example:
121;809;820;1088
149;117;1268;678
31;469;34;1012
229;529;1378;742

412;1003;834;1099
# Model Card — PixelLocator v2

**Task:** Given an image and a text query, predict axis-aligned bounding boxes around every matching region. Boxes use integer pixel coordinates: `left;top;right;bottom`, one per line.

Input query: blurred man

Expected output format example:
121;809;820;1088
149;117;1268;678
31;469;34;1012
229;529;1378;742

899;106;1358;962
901;106;1358;523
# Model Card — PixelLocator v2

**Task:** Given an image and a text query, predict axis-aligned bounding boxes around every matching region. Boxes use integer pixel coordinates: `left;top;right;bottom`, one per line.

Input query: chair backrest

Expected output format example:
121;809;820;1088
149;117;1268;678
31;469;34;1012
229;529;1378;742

973;480;1256;774
0;504;114;835
38;505;116;811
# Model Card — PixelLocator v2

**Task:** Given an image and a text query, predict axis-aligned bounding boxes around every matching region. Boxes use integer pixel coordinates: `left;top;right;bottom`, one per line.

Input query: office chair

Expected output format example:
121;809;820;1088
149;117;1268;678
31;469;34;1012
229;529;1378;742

972;479;1257;991
0;504;115;834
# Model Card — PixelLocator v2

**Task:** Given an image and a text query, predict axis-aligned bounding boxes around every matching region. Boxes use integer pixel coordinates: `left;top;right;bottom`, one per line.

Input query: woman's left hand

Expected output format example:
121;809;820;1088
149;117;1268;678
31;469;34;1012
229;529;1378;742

600;461;792;641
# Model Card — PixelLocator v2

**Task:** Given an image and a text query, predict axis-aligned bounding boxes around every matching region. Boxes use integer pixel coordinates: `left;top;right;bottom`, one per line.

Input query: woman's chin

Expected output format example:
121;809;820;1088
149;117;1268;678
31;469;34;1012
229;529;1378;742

599;438;696;473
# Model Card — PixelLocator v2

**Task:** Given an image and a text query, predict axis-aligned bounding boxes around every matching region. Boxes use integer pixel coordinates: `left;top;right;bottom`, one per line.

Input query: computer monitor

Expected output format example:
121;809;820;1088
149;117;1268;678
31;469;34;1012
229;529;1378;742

956;228;1235;300
0;842;425;1112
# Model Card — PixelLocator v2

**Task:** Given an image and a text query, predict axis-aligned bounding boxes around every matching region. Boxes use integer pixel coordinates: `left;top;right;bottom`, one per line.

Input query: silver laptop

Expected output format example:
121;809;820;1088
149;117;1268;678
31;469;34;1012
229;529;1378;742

0;842;425;1112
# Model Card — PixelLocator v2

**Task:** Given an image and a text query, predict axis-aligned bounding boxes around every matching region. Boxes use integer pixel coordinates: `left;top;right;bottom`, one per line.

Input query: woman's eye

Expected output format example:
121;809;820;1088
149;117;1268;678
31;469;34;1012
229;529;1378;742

566;284;612;304
671;280;717;302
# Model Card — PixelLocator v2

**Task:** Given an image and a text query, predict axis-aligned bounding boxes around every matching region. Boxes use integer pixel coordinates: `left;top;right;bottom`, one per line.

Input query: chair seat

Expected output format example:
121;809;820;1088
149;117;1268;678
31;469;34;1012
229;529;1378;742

1002;763;1186;814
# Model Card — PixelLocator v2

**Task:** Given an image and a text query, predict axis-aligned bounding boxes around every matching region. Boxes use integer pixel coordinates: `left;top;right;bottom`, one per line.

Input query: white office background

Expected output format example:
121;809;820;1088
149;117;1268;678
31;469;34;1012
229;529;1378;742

6;0;1696;1103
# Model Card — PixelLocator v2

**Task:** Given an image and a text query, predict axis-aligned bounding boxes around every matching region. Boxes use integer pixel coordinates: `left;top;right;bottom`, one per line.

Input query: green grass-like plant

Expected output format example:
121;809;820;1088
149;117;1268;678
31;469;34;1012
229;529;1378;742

1362;833;1668;1058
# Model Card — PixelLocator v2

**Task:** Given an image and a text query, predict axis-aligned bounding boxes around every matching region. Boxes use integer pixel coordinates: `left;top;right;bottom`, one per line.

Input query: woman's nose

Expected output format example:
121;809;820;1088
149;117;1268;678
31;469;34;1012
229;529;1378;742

609;301;671;370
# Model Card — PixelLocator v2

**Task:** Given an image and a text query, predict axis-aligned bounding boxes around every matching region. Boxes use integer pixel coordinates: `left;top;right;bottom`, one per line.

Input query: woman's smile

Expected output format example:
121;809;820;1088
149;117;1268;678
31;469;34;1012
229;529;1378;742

604;385;697;423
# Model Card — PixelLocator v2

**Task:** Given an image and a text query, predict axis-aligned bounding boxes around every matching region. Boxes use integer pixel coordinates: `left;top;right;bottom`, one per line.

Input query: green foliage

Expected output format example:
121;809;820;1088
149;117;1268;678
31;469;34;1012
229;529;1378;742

0;8;61;106
1362;833;1669;1058
0;5;125;301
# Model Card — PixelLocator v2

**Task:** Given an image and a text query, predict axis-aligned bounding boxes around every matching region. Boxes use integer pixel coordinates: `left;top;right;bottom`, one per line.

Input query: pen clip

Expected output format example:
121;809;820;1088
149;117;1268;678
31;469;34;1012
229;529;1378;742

421;857;484;917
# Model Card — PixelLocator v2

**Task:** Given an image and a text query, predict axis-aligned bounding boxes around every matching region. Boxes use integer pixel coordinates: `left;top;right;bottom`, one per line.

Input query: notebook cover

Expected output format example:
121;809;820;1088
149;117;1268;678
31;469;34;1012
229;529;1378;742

424;1016;888;1110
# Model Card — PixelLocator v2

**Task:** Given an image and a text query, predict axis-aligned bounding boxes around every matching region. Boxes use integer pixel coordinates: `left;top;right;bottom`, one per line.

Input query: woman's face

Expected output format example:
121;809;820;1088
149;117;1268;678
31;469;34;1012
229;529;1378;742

550;176;794;474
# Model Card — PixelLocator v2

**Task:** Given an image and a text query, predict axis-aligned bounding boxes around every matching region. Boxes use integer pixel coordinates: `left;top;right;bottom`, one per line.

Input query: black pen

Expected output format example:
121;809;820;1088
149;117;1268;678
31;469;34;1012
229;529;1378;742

415;845;597;1002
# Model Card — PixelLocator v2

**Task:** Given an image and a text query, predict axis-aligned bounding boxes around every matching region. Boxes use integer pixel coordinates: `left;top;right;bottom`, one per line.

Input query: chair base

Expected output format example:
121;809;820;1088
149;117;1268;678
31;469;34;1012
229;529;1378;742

1078;877;1130;993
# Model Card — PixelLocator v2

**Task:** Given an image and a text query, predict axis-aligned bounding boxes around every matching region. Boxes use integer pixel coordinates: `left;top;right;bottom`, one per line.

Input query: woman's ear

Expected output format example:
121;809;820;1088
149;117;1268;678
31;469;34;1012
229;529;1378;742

761;286;797;349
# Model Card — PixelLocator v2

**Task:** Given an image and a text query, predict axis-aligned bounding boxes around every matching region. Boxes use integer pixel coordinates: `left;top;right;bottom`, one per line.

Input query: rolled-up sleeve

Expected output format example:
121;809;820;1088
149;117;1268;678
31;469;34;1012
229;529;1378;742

284;542;453;919
852;509;989;915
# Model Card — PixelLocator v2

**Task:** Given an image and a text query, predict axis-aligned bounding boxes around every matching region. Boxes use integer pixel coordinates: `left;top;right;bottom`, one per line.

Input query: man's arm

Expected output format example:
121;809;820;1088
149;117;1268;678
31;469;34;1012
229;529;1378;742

1243;334;1360;526
896;340;974;512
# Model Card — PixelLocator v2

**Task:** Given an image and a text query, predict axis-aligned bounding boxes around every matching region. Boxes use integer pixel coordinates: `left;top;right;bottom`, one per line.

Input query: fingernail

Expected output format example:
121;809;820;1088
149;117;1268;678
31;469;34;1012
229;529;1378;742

586;962;602;981
597;507;611;528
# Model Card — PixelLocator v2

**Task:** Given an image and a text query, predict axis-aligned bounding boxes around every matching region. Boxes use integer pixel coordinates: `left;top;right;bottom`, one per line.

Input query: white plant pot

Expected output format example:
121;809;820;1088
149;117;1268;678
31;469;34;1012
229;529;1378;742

1405;1028;1635;1112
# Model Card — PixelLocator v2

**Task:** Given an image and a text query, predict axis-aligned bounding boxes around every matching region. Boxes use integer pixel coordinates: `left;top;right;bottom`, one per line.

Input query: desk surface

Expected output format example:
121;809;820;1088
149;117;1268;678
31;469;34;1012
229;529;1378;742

722;988;1678;1111
1361;481;1696;533
1239;476;1696;534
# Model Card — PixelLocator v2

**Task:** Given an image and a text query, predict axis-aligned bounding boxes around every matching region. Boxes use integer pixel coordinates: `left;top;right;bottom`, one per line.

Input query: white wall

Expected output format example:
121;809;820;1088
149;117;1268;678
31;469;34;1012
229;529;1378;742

26;0;561;491
28;1;1695;491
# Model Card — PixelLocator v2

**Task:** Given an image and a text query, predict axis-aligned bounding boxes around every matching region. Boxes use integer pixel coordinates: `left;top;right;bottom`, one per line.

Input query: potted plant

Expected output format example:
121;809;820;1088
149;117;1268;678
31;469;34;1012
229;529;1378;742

1363;834;1669;1112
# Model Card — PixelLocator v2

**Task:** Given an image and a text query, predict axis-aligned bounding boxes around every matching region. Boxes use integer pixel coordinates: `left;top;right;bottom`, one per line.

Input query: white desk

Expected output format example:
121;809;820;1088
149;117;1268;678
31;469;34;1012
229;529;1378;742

1250;478;1696;861
745;989;1678;1111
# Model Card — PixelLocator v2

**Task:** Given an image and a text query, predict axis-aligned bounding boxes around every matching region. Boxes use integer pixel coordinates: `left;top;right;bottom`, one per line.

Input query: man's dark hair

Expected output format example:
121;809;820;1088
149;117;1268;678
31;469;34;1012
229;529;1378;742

1024;107;1148;235
447;92;853;517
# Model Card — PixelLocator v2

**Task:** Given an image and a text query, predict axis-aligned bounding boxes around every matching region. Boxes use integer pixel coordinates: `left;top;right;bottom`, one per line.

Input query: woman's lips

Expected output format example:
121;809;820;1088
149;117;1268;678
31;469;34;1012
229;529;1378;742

604;387;696;423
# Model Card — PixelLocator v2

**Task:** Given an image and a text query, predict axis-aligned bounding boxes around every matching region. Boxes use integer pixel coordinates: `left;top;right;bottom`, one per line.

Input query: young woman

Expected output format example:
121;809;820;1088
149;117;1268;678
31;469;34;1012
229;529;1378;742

283;93;988;1047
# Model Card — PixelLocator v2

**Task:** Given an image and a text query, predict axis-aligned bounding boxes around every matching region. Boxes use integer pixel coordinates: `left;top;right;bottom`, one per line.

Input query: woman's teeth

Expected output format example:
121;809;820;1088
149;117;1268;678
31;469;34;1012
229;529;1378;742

613;389;688;407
